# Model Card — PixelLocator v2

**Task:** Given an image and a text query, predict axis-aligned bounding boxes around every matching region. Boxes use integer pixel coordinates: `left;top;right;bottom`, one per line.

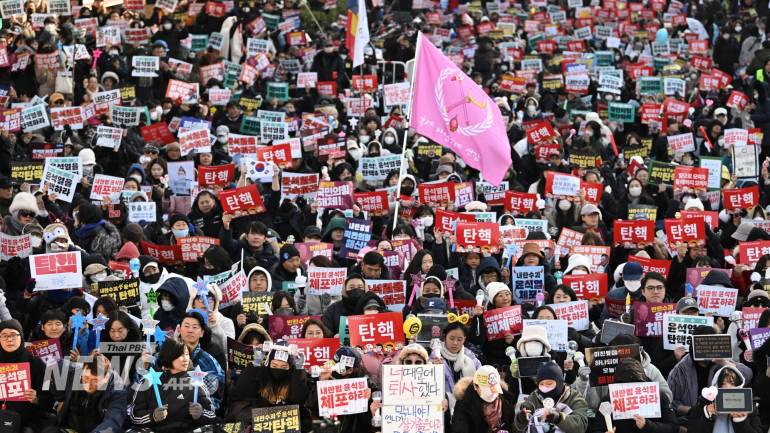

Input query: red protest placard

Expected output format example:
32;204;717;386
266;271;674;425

316;181;354;209
351;74;378;93
140;122;175;145
165;79;197;102
204;1;226;16
562;273;608;299
526;120;557;144
582;181;603;204
534;144;561;162
177;236;220;262
256;142;292;168
140;240;182;264
27;339;62;365
505;191;538;214
556;228;584;255
435;209;475;233
455;221;500;253
286;338;340;370
664;218;705;246
627;256;671;279
483;305;523;340
673;166;709;191
220;184;266;214
198;163;235;187
680;210;719;230
367;280;406;307
316;81;337;98
727;91;749;111
418;182;456;207
723;185;759;211
739;240;770;267
353;190;389;216
348;312;404;349
613;220;654;246
0;363;31;401
295;242;334;264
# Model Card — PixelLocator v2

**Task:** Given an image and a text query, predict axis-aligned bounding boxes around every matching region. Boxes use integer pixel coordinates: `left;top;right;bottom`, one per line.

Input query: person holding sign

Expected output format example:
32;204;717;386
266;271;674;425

588;358;678;433
688;366;763;433
452;365;517;433
127;339;218;432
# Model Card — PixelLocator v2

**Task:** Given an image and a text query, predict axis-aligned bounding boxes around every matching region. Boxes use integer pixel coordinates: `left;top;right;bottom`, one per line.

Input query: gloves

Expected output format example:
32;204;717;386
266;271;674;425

152;406;168;422
545;410;563;424
189;402;203;420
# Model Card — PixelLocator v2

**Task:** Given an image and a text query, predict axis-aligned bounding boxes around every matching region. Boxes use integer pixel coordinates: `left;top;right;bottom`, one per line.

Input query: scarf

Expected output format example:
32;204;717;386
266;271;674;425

483;396;502;433
441;344;477;377
76;220;105;239
8;216;24;234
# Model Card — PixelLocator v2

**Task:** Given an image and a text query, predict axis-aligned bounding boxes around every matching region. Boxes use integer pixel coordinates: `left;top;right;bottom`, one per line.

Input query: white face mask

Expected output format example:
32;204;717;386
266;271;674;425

629;186;642;197
625;279;641;292
539;384;556;394
348;148;363;161
92;272;108;282
150;111;159;121
558;199;572;211
109;50;119;56
384;135;396;145
50;240;68;252
45;24;57;34
160;300;174;311
478;387;498;403
420;216;434;227
523;340;544;357
359;135;370;144
31;235;42;248
130;174;142;183
571;269;588;276
527;105;537;115
163;22;173;30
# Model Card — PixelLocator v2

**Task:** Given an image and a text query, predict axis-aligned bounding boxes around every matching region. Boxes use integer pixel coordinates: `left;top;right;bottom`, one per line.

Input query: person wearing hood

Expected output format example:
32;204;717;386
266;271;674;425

689;365;763;433
191;280;235;357
602;261;644;321
403;276;448;319
380;127;401;154
232;265;274;331
3;191;43;236
320;274;372;334
668;325;754;421
188;191;223;238
512;362;589;433
473;256;503;293
0;319;55;430
153;277;195;331
452;364;516;433
468;281;516;368
226;340;312;432
128;338;218;432
588;358;678;433
271;244;304;290
73;201;122;261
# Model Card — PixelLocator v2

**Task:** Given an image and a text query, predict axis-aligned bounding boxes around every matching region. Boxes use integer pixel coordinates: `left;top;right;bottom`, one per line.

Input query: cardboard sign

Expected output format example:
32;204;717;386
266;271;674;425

96;278;140;308
562;273;608;299
663;314;714;350
267;315;317;340
0;363;31;401
715;389;753;413
30;252;82;291
696;285;738;317
0;233;32;261
549;300;590;331
633;302;676;337
251;405;300;433
609;382;661;419
723;186;759;211
585;344;640;386
307;267;347;296
348;312;404;350
316;181;354;209
317;378;369;417
220;184;266;214
381;364;444;405
483;305;523;340
26;339;62;365
286;338;340;370
691;334;732;360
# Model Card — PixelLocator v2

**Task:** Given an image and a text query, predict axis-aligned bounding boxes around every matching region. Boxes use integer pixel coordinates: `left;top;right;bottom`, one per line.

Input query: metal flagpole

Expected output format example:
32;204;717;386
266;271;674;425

391;31;422;232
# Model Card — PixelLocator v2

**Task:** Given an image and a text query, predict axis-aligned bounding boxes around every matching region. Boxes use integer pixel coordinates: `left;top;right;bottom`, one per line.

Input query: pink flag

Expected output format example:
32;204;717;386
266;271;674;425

410;33;512;186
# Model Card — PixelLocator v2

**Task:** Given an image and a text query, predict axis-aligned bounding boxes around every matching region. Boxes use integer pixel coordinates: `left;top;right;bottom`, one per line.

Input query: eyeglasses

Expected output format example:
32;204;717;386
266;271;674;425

644;285;666;292
0;333;21;341
403;360;425;365
18;210;35;218
52;100;64;106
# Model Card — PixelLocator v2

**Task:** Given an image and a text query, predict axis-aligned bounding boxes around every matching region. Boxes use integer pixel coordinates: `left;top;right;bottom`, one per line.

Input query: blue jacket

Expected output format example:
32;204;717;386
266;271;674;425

57;368;128;433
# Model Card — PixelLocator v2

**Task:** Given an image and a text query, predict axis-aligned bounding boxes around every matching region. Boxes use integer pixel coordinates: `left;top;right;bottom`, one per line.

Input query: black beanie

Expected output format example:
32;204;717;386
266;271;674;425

168;213;190;228
78;202;103;225
280;244;300;264
0;319;23;336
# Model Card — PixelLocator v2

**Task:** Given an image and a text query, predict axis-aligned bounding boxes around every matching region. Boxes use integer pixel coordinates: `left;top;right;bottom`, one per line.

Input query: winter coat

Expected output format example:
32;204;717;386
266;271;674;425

443;347;481;411
668;356;753;412
219;226;278;271
689;365;763;433
512;386;590;433
152;277;195;331
589;390;678;433
56;369;127;433
127;371;218;433
188;200;223;238
452;376;516;433
75;220;122;261
321;296;366;334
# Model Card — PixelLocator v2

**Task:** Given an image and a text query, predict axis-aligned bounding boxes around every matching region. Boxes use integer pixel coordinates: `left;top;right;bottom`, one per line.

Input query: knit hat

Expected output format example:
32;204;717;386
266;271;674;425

280;244;300;263
564;254;592;275
9;192;38;214
42;223;70;245
684;197;705;211
115;242;140;260
101;71;119;85
168;213;190;227
536;361;565;386
517;325;551;353
79;148;96;166
485;282;511;306
77;202;103;224
0;319;23;336
333;346;362;369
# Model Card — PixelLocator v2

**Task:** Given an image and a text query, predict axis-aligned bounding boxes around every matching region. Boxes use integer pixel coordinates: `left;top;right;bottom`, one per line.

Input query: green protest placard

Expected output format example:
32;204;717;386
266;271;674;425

628;204;657;221
608;102;635;123
267;82;289;102
647;160;676;185
639;77;663;95
190;34;209;52
223;61;242;89
240;116;261;135
595;51;614;67
262;13;281;31
653;56;672;70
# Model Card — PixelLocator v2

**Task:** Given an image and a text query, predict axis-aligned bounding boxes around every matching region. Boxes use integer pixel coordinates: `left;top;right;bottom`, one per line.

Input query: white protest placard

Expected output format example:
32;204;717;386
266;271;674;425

383;82;411;111
0;233;32;260
608;382;661;420
667;133;695;154
30;252;83;291
724;128;748;148
131;56;160;77
664;78;686;96
260;121;288;142
550;172;581;196
297;72;318;88
127;201;157;223
178;128;211;156
307;267;347;296
598;73;623;90
155;0;178;13
0;0;23;18
208;32;225;51
21;104;50;132
549;300;590;331
208;88;231;106
700;157;723;190
316;377;369;417
382;405;443;433
96;125;123;149
359;155;402;181
733;145;758;178
523;319;568;351
246;38;271;57
110;106;142;127
381;364;445;405
663;313;714;350
47;157;82;177
40;165;78;203
48;0;71;14
696;285;738;317
575;26;592;39
90;174;125;201
257;110;286;123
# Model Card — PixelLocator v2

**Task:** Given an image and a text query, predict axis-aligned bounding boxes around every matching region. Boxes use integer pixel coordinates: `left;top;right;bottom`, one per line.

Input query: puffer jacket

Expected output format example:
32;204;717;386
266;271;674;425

512;385;590;433
452;376;516;433
76;220;122;261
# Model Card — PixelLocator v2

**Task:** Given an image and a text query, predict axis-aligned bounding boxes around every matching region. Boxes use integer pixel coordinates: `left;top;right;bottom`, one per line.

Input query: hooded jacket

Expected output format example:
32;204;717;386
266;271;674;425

237;323;271;343
452;376;516;433
512;384;590;433
246;266;273;292
688;365;763;433
668;356;753;412
206;282;236;355
153;277;195;330
475;256;503;292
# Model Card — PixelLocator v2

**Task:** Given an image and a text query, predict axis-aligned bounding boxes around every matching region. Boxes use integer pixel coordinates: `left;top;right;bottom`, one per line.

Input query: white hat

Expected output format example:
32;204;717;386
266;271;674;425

485;282;511;306
9;192;39;215
79;148;96;166
516;325;551;353
685;197;705;211
565;254;592;275
714;107;728;117
580;203;602;218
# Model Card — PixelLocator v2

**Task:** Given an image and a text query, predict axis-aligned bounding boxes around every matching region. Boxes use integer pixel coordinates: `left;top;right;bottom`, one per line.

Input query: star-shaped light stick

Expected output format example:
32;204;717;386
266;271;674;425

143;368;164;407
194;277;210;311
146;288;158;317
91;313;109;348
142;318;159;349
187;365;208;403
70;311;86;351
153;326;166;348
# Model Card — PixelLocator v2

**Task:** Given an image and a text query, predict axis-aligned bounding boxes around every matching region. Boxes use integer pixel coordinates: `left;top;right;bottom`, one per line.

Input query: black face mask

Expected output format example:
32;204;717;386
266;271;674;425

422;293;440;299
343;288;364;309
400;186;415;196
143;273;161;284
268;367;290;382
